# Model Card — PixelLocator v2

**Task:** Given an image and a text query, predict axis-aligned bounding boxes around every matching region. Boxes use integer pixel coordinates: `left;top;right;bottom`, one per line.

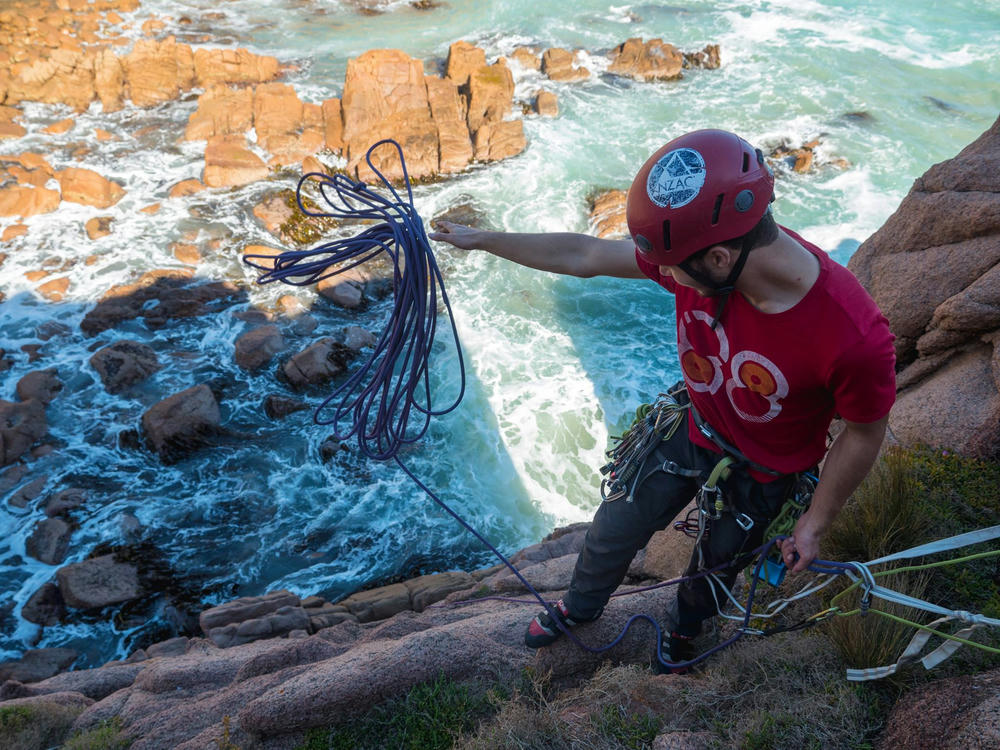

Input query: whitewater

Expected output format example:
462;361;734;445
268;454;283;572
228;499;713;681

1;0;998;667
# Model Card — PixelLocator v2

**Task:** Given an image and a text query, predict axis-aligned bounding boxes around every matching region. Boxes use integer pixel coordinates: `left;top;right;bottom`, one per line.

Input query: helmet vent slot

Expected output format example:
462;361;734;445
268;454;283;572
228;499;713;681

711;193;724;225
742;152;750;173
661;220;671;251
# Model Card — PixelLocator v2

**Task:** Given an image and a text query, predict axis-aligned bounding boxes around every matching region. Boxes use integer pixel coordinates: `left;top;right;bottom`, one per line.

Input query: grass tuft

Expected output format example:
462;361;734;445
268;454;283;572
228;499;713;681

62;716;131;750
822;446;999;675
295;672;499;750
822;447;930;564
592;704;660;749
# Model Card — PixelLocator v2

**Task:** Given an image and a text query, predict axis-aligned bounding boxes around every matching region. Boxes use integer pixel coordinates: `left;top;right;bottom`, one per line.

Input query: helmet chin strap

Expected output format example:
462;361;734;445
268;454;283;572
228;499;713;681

678;222;763;329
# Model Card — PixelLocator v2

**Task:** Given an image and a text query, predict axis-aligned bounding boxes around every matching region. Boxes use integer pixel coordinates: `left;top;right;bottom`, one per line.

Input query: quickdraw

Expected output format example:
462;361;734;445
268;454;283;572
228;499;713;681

599;389;689;503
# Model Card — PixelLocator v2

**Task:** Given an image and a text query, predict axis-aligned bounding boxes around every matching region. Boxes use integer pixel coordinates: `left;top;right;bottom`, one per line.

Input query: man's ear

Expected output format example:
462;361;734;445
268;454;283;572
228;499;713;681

703;245;735;272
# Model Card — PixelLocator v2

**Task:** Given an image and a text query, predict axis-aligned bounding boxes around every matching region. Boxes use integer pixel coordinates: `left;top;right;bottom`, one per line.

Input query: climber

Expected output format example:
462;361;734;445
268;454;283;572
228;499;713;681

429;129;896;672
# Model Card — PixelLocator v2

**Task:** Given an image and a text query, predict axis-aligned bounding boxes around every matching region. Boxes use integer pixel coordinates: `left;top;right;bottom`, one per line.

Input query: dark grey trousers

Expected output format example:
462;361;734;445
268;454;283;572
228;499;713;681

563;419;799;637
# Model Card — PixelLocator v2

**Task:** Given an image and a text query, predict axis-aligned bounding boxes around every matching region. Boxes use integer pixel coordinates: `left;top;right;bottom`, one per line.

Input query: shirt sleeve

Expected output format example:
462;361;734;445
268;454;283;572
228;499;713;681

635;249;677;293
828;317;897;423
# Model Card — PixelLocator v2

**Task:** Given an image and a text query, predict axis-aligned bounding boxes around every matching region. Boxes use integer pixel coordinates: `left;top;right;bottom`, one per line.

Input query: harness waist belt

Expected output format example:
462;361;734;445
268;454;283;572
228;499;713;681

688;405;783;478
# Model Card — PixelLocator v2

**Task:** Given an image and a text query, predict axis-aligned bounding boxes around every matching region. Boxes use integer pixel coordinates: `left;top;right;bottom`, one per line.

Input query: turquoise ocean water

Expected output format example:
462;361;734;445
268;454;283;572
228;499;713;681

1;0;998;666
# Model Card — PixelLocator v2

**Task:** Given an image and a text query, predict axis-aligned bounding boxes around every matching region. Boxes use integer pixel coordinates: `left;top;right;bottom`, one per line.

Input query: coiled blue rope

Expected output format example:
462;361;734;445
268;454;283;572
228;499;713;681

244;140;465;460
244;140;836;672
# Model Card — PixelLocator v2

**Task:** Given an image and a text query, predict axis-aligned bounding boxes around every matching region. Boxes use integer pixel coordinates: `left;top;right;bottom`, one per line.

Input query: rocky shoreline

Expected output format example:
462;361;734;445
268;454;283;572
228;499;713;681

0;519;703;748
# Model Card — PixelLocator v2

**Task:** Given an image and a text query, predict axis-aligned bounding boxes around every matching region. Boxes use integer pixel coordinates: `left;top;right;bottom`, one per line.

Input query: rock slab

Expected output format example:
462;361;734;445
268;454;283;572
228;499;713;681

848;115;1000;459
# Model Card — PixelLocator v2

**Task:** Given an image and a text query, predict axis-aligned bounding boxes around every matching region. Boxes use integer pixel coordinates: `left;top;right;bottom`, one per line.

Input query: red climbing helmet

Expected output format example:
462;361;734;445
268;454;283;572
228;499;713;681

625;129;774;266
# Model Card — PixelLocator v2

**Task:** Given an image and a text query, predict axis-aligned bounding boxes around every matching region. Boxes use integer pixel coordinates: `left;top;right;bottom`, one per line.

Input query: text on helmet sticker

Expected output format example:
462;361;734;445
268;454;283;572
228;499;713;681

646;148;706;209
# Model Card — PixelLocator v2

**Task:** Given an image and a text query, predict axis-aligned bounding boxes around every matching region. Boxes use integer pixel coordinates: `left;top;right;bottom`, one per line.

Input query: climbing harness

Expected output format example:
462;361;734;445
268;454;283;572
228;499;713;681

247;141;1000;681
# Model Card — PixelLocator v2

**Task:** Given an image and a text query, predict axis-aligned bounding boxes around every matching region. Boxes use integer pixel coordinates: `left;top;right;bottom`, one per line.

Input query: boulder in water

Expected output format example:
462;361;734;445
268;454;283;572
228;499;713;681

234;325;285;371
89;341;160;394
15;369;62;405
141;384;222;462
608;38;684;81
21;582;66;626
56;555;142;610
283;338;353;389
0;399;47;467
25;518;73;566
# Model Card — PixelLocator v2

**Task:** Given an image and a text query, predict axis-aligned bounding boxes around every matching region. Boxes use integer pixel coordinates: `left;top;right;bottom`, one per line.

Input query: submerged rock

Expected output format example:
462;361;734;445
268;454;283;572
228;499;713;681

262;394;308;419
44;488;88;518
0;399;47;467
15;369;62;405
81;270;243;336
21;582;66;627
25;518;73;566
283;338;354;389
234;325;285;371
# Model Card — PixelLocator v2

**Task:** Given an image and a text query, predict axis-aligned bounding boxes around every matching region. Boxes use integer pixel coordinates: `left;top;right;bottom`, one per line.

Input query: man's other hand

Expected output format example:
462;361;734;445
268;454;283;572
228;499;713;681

428;221;482;250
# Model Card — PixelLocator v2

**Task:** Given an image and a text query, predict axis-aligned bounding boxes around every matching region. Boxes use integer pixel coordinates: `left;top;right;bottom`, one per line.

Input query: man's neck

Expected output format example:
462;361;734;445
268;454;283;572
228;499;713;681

734;229;821;313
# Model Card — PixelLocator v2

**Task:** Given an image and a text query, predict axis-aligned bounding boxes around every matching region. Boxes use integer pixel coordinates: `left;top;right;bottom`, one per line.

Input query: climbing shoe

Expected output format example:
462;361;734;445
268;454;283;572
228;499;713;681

524;599;600;648
655;631;696;675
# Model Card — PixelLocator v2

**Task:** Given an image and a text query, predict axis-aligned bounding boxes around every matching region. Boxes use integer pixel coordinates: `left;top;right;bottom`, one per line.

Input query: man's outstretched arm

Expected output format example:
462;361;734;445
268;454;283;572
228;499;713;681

429;221;646;279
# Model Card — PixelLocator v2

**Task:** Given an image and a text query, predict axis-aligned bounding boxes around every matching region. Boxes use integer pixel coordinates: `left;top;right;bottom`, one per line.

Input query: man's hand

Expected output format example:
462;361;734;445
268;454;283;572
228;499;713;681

428;221;483;251
779;514;823;573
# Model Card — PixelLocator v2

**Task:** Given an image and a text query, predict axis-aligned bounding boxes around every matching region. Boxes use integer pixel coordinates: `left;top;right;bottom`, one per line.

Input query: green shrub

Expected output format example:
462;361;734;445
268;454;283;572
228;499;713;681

63;717;131;750
0;703;89;750
0;706;33;735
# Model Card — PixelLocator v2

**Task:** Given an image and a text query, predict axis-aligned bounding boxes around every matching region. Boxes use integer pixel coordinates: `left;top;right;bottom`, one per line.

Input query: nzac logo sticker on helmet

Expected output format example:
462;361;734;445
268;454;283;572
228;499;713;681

646;148;706;209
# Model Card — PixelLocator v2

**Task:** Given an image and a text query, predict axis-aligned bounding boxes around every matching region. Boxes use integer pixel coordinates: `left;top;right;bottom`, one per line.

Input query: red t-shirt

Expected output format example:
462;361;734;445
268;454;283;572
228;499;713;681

636;228;896;479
